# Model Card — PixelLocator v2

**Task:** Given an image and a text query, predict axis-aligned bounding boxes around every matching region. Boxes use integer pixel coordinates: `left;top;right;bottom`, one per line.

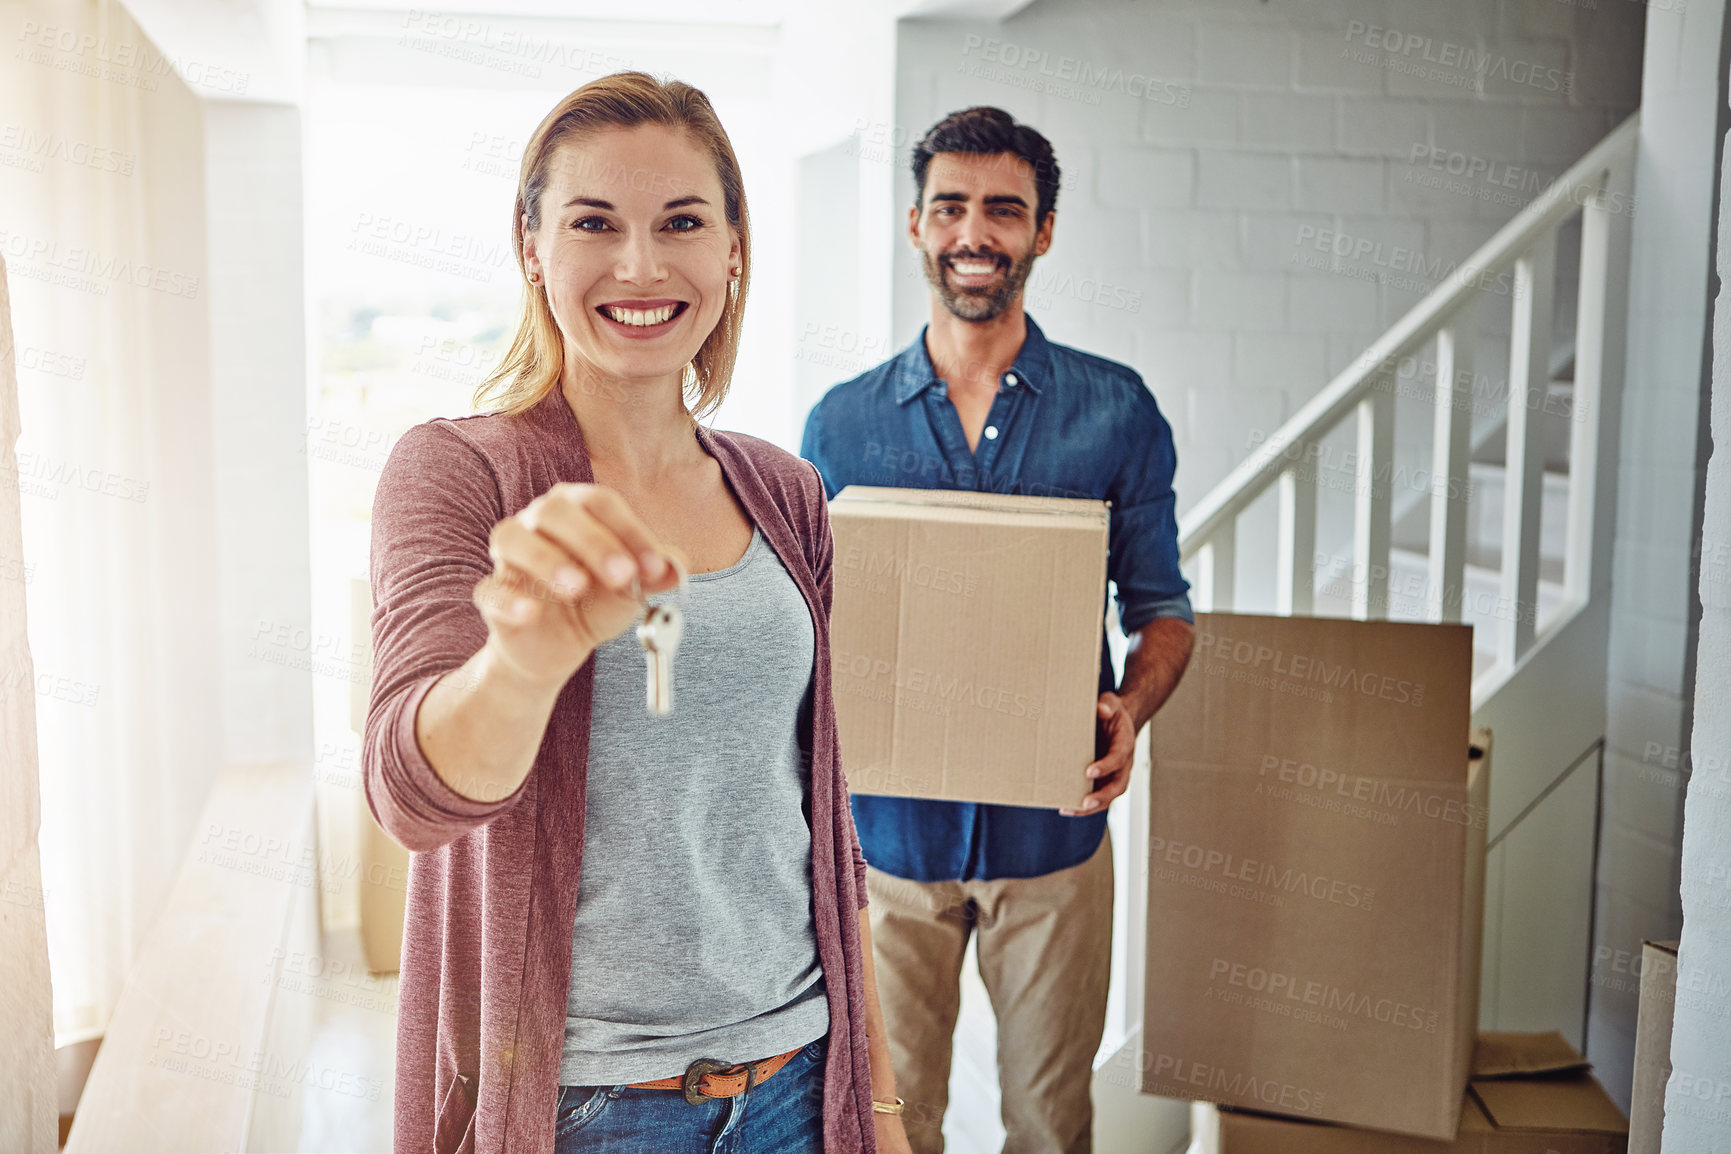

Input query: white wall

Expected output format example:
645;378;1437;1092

205;101;314;770
1590;0;1724;1110
1666;86;1731;1146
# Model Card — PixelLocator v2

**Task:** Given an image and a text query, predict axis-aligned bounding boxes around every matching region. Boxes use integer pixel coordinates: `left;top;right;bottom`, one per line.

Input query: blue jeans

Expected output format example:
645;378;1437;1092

552;1036;828;1153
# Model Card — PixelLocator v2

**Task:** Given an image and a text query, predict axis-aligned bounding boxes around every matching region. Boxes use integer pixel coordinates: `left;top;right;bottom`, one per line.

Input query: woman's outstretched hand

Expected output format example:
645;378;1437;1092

473;482;682;687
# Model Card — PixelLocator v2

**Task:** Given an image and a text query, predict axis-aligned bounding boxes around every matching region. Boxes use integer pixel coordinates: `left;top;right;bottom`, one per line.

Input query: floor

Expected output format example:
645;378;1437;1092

294;925;398;1153
294;925;1009;1153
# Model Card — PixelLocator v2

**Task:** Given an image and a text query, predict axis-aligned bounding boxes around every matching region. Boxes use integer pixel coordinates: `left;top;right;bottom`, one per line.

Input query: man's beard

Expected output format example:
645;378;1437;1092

921;245;1037;322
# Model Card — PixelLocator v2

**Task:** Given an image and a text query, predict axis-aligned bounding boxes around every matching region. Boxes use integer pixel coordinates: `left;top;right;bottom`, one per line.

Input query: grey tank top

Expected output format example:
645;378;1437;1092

560;527;830;1085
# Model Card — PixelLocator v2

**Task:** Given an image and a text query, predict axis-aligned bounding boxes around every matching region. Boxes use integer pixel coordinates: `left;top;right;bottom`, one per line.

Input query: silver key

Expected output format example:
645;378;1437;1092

635;559;688;716
637;605;684;715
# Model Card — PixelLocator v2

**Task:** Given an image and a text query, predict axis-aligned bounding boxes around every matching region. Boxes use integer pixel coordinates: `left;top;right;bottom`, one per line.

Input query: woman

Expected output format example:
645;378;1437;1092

364;72;914;1154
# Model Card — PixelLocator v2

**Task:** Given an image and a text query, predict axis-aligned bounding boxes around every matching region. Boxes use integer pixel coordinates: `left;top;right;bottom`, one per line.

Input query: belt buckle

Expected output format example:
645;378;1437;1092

681;1056;759;1105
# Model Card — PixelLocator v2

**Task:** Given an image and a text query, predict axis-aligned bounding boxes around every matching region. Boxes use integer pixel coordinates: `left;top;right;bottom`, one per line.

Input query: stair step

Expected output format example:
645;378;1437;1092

1389;463;1570;584
1312;547;1567;681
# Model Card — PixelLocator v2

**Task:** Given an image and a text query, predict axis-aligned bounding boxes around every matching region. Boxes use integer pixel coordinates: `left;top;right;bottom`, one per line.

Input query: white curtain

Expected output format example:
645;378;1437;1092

1;0;222;1047
0;259;58;1151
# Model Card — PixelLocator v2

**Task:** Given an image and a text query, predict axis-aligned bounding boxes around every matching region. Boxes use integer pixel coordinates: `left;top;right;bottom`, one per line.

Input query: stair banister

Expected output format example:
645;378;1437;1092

1503;231;1557;664
1564;162;1634;606
1177;113;1638;646
1178;114;1638;559
1276;465;1316;616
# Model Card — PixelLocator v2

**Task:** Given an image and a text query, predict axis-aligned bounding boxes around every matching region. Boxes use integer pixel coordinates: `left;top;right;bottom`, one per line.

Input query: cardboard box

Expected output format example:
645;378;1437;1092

1140;612;1486;1140
827;485;1108;809
1194;1032;1628;1153
1627;940;1678;1154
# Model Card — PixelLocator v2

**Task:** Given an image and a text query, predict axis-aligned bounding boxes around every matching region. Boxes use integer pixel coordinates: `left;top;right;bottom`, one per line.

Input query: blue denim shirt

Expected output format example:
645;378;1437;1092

800;316;1192;881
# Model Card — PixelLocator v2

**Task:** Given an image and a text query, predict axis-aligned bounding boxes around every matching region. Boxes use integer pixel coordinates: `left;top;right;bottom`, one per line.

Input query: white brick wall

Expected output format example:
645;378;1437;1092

893;0;1641;509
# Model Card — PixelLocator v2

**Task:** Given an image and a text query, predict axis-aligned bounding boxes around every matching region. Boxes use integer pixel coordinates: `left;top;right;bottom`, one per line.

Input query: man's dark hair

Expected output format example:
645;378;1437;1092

911;107;1060;227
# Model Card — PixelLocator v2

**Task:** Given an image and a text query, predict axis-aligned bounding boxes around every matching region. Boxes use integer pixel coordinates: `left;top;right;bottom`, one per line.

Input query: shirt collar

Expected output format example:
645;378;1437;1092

891;315;1052;406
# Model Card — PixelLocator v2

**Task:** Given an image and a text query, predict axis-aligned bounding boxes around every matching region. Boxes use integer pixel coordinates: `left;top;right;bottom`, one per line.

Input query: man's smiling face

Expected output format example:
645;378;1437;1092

911;150;1053;323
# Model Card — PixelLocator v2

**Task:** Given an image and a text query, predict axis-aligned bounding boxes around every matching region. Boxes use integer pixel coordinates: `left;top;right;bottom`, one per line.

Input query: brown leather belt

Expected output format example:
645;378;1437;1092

628;1046;806;1105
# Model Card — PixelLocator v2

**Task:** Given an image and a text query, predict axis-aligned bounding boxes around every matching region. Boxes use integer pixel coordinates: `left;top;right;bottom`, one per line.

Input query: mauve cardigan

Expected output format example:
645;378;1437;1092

363;389;875;1154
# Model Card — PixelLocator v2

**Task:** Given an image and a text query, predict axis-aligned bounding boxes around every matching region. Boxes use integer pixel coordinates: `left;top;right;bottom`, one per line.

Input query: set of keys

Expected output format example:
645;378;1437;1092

633;557;688;716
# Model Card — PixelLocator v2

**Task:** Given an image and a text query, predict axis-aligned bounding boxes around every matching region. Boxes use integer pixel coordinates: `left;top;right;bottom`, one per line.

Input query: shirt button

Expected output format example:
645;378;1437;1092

1004;372;1019;387
984;426;999;440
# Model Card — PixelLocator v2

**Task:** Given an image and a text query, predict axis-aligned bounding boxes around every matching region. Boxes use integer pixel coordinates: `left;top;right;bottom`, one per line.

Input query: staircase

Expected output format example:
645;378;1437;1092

1096;113;1640;1150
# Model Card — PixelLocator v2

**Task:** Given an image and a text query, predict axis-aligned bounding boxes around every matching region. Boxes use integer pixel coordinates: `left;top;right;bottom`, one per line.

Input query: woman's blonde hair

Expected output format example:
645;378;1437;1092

474;71;750;419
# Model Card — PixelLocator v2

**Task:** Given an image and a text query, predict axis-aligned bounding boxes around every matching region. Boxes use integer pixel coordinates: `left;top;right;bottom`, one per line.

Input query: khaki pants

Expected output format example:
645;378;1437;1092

864;829;1114;1154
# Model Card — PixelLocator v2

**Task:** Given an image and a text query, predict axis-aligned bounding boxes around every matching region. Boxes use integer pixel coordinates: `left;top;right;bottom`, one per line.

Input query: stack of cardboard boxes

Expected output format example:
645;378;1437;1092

1143;616;1625;1152
827;489;1629;1153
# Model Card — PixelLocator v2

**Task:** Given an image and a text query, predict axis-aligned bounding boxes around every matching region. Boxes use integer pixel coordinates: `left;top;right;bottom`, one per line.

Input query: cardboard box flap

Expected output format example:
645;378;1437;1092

1643;939;1679;957
1470;1076;1629;1136
1154;613;1475;784
1472;1031;1591;1079
833;484;1109;524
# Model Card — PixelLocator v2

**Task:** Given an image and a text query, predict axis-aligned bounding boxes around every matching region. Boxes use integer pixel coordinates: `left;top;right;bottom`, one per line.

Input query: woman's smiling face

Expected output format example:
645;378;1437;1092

523;123;740;390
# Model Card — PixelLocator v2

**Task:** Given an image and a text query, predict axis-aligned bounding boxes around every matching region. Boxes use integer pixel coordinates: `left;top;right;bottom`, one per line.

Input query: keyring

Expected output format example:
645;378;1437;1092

629;555;689;617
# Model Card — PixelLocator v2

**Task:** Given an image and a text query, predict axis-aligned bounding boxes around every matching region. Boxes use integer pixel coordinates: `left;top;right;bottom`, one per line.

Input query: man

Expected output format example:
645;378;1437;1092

800;107;1195;1154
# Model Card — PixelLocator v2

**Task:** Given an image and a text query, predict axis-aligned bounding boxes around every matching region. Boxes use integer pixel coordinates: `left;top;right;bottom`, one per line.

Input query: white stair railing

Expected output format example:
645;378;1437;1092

1178;113;1638;692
